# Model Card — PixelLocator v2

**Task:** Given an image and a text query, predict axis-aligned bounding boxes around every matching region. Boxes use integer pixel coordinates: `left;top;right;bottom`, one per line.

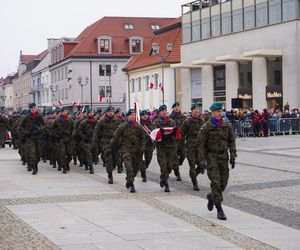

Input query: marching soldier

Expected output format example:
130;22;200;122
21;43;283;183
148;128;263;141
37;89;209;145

77;109;98;174
51;107;74;174
0;112;9;148
169;102;186;181
92;106;121;184
115;108;125;173
154;105;180;192
198;102;237;220
139;110;155;182
181;103;204;191
111;109;146;193
18;103;45;175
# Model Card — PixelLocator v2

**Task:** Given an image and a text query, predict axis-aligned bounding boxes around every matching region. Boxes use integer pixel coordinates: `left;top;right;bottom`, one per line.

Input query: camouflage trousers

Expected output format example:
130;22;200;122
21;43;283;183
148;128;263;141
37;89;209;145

0;129;6;146
80;142;98;166
156;145;177;182
207;154;229;204
176;141;186;167
102;145;117;174
23;138;43;165
123;151;143;183
186;145;200;179
56;139;74;168
140;146;153;172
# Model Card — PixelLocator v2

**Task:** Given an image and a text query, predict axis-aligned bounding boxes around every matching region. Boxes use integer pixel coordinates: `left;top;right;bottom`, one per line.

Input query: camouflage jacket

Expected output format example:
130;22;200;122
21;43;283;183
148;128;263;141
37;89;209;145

181;116;204;147
51;116;74;141
111;121;146;154
169;111;186;130
153;116;177;148
0;115;9;130
77;117;98;143
197;118;237;160
140;118;155;149
18;113;45;140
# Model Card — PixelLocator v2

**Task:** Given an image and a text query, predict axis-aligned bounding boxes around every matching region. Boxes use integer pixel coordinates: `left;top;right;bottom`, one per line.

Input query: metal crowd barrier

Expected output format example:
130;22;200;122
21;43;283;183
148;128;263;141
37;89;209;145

230;118;300;137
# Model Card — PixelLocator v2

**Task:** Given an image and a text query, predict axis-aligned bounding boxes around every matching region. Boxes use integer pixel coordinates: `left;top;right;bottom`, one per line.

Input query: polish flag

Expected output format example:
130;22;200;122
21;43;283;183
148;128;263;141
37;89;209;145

58;100;63;106
106;97;109;103
149;82;154;89
159;82;164;92
77;100;81;106
98;95;103;103
72;101;76;107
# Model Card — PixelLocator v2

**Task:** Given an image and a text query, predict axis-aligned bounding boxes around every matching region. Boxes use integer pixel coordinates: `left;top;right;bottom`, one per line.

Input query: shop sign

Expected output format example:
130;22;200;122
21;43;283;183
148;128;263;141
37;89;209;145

266;91;282;99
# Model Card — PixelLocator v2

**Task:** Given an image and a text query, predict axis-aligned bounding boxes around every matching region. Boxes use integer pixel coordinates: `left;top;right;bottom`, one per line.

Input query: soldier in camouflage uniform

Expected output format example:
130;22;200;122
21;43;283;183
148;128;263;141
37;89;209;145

0;112;9;148
92;106;121;184
44;110;58;168
77;109;98;174
198;102;237;220
9;112;21;150
181;103;204;191
139;110;155;182
169;102;186;181
111;109;146;193
18;103;45;175
15;110;29;165
154;105;180;192
115;108;125;173
73;110;86;168
51;107;74;174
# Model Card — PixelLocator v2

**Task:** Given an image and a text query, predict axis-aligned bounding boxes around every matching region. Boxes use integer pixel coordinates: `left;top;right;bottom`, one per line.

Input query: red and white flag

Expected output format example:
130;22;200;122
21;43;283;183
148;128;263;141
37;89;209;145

98;95;103;103
58;100;63;106
106;97;109;103
159;82;164;92
72;101;76;107
133;99;140;123
77;100;81;106
149;82;154;89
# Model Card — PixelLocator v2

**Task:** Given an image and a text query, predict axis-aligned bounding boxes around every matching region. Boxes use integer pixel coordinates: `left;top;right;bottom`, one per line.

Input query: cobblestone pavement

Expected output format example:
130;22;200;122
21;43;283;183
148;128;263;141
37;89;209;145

0;135;300;249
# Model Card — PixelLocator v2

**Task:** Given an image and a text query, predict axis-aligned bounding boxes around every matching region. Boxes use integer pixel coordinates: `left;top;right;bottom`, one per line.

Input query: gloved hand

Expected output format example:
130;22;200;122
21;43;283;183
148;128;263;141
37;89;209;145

196;163;207;175
230;158;235;169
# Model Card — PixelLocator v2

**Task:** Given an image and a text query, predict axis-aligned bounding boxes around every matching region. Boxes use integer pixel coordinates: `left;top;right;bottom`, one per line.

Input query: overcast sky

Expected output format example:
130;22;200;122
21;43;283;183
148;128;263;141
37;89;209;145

0;0;188;77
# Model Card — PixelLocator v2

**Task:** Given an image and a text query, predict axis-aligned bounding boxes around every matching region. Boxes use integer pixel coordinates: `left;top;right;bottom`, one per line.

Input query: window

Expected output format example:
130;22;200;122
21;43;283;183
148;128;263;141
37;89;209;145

99;64;111;76
61;89;64;100
269;0;282;24
106;86;112;97
99;65;105;76
244;6;255;30
137;77;142;92
233;9;243;32
182;23;191;43
239;62;252;89
201;18;210;39
131;39;142;53
283;0;296;21
65;67;68;79
267;58;282;86
151;24;160;30
99;86;105;97
124;24;134;30
131;79;135;92
145;75;150;91
222;12;231;35
99;38;111;53
256;2;268;27
65;88;68;99
154;74;159;89
192;20;201;41
211;15;221;37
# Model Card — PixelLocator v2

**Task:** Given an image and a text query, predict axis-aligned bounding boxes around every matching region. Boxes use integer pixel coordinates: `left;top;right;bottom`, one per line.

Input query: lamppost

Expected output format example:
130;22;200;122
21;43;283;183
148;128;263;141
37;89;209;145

152;42;173;105
49;85;58;106
77;76;89;108
102;63;118;105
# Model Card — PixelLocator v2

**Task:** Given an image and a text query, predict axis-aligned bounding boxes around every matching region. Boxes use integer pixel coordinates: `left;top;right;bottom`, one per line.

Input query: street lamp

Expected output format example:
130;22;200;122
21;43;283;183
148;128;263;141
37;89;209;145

151;41;173;105
77;76;89;107
102;63;118;105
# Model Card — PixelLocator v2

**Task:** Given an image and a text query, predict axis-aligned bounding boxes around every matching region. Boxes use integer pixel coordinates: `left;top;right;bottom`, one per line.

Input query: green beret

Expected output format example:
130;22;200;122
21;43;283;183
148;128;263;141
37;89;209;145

115;108;121;114
191;103;199;110
172;102;180;108
61;107;68;112
158;105;167;112
55;107;61;113
28;102;36;109
126;109;135;117
105;105;114;113
139;110;148;116
210;102;223;111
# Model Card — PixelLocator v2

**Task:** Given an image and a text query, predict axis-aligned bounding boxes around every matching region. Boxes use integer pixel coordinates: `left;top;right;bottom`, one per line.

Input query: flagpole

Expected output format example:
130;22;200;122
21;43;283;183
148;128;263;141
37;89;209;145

162;61;164;105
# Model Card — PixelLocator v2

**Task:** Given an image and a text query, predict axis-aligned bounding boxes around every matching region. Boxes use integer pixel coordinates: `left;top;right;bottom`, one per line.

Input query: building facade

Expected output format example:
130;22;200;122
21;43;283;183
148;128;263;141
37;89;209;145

178;0;300;112
49;17;176;111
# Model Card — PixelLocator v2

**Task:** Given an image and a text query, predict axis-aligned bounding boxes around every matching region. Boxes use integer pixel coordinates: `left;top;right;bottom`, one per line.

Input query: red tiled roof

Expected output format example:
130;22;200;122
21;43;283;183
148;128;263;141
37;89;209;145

123;20;181;72
21;50;48;65
65;16;176;58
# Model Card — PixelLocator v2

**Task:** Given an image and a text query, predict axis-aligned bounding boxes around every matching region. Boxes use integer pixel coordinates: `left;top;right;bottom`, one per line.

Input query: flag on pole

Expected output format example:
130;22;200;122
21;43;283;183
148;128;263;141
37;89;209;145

149;82;154;89
72;101;76;107
159;82;164;92
58;100;63;106
98;95;103;103
77;100;81;106
133;99;140;123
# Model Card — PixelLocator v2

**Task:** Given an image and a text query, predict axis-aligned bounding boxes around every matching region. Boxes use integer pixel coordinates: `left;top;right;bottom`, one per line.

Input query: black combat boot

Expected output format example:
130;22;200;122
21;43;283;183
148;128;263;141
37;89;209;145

191;177;199;191
89;165;94;174
53;161;57;168
22;160;26;166
62;165;67;174
42;157;47;163
126;181;130;189
207;193;214;211
108;173;113;184
32;164;38;175
117;164;123;173
50;160;53;165
27;164;32;172
57;163;62;171
2;144;5;148
79;162;83;167
160;179;166;188
85;164;89;170
164;182;170;193
174;168;182;181
215;203;227;220
94;157;99;165
196;164;206;176
129;183;136;193
141;170;147;182
66;164;70;172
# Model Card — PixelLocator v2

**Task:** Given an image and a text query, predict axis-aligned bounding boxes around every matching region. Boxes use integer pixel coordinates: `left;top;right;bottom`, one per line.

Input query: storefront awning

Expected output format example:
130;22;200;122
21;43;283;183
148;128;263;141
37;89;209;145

243;49;283;58
170;63;203;69
216;55;252;63
192;59;225;66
